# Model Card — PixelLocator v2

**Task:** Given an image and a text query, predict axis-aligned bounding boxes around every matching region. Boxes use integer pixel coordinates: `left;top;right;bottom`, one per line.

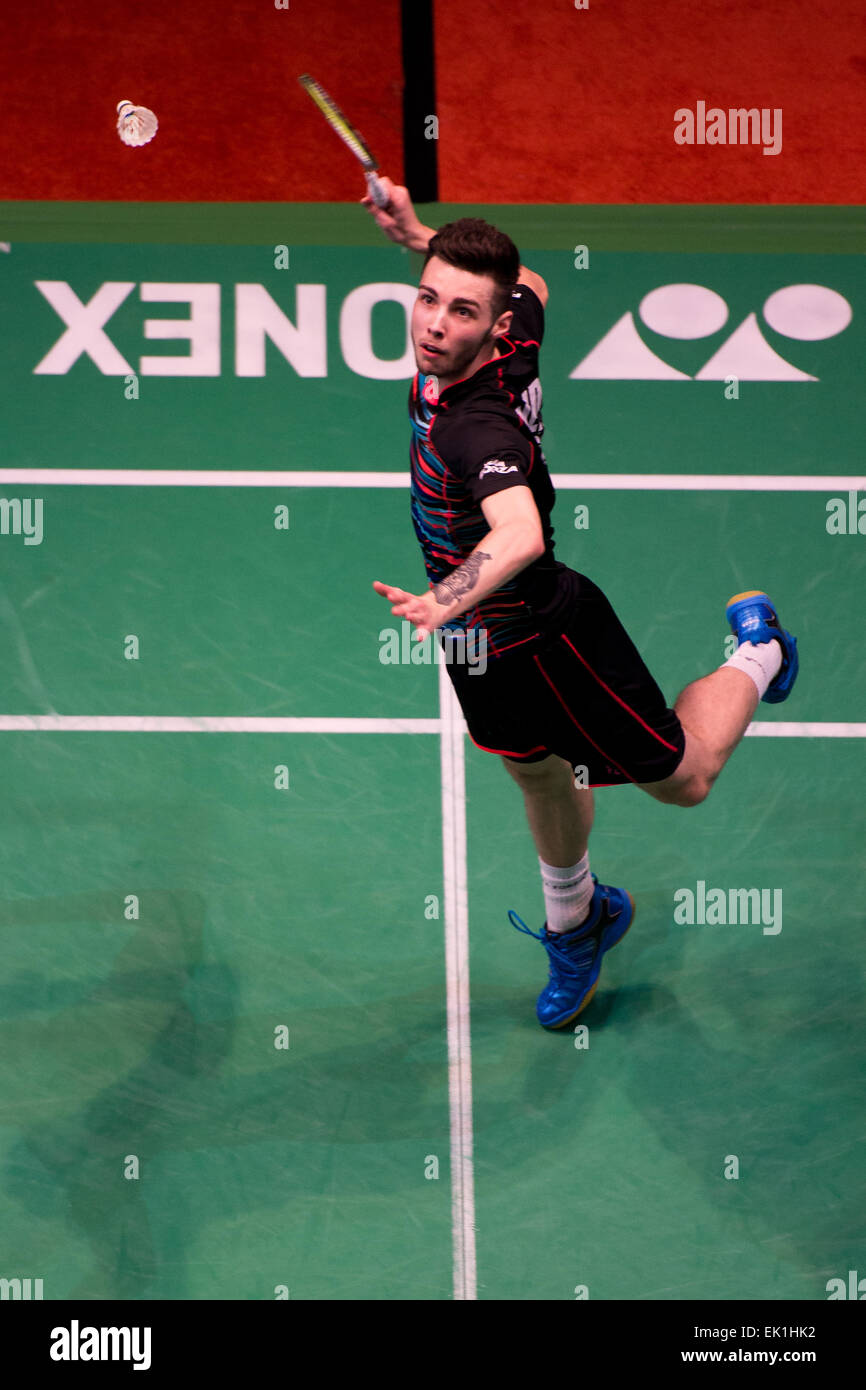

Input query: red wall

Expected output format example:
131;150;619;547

0;0;403;200
435;0;866;202
1;0;862;202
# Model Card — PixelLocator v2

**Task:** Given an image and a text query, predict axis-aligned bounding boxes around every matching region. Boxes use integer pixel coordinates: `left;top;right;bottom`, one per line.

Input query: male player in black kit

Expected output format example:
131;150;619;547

363;178;799;1031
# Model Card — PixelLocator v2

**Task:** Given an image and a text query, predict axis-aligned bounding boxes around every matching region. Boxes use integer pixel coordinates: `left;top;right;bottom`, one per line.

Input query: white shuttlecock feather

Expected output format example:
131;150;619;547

116;100;158;147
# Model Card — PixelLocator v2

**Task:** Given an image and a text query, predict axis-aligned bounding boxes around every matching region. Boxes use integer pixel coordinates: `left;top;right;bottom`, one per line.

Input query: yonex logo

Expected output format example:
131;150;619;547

571;283;853;381
479;459;520;478
28;279;854;383
31;280;423;380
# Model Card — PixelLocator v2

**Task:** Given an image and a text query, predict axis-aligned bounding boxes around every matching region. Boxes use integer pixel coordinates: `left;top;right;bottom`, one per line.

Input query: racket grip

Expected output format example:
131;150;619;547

365;170;391;210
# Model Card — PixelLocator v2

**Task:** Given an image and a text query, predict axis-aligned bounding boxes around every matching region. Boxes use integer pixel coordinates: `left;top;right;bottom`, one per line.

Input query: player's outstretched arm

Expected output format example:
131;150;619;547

373;485;545;639
360;178;435;252
361;179;548;304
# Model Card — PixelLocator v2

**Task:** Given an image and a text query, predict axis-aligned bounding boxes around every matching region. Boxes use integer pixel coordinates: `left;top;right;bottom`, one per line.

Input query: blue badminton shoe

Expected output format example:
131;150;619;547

725;590;799;704
509;877;635;1030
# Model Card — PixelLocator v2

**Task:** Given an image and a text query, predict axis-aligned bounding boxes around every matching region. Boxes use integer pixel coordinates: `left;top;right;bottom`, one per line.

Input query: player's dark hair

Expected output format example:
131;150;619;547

423;218;520;320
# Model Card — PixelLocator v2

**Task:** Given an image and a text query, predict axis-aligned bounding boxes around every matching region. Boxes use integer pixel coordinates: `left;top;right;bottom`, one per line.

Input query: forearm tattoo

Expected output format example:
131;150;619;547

433;550;492;606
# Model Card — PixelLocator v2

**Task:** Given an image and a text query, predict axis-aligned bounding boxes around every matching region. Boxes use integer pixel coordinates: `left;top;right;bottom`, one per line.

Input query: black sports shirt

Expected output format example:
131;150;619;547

407;282;575;662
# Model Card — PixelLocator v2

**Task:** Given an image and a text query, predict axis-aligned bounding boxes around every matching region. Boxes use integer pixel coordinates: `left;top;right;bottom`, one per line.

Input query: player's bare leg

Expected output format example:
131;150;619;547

505;594;797;1031
503;751;634;1028
641;591;799;807
501;753;594;865
640;666;759;807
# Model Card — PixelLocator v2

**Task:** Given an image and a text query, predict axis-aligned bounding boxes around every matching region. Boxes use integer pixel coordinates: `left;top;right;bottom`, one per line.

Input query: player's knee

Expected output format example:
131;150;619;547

671;776;711;807
501;753;564;788
646;774;710;807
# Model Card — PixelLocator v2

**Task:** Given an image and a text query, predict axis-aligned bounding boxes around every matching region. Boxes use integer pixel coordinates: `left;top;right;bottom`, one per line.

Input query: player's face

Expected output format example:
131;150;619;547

412;256;511;388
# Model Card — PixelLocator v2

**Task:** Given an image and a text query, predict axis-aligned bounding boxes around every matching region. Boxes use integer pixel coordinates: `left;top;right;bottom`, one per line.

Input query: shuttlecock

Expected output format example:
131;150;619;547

116;100;158;147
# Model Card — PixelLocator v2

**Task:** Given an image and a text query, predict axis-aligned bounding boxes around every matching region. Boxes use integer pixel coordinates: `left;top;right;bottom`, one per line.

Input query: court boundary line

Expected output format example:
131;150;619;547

438;663;476;1301
0;716;863;736
0;716;442;733
1;469;864;490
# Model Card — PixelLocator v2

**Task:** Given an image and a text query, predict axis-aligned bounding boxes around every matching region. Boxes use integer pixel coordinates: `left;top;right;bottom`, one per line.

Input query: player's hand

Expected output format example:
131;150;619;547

372;580;449;640
360;179;430;252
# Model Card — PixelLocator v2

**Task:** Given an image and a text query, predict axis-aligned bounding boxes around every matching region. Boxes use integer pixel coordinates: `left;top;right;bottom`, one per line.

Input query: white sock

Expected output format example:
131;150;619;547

539;852;594;934
721;639;782;699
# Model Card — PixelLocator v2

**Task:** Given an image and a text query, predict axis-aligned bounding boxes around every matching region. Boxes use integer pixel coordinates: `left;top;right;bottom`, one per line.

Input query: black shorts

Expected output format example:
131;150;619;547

442;570;686;787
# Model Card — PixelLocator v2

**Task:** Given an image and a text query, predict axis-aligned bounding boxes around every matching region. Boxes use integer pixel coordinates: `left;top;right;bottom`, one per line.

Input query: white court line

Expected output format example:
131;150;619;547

0;469;863;490
0;716;863;736
0;715;440;733
0;470;411;488
438;662;477;1302
555;475;866;492
744;722;866;738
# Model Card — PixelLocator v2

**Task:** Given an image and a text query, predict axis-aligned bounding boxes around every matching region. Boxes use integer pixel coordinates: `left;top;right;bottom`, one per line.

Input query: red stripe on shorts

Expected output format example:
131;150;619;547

558;633;680;753
466;729;550;759
532;653;636;783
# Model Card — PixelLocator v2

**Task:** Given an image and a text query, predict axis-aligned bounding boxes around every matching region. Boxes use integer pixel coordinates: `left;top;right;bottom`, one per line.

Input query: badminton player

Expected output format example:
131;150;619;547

363;179;799;1030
